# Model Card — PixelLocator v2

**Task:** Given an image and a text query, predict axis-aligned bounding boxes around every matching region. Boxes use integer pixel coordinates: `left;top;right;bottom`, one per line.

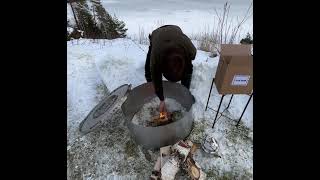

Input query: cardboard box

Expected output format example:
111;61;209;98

214;44;253;94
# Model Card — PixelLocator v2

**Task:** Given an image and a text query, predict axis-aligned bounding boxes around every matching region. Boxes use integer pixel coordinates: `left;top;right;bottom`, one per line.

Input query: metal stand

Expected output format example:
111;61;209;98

207;92;252;128
236;93;253;127
226;94;234;109
205;77;215;111
212;95;225;128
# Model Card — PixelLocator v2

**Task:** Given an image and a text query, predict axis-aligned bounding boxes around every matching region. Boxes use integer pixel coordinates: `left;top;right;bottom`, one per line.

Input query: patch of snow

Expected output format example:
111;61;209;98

86;0;94;16
67;27;74;34
95;38;147;91
67;3;75;26
102;0;120;4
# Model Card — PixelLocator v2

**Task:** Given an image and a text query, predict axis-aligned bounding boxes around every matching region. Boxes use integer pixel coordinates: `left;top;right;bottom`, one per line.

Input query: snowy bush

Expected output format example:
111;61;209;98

240;33;253;44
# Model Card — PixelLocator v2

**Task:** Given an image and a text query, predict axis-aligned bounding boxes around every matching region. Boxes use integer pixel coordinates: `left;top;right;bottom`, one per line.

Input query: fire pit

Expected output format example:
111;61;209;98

121;81;195;149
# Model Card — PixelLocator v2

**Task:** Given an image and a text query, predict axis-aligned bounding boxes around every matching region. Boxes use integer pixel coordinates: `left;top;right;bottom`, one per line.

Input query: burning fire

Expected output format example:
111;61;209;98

160;112;167;119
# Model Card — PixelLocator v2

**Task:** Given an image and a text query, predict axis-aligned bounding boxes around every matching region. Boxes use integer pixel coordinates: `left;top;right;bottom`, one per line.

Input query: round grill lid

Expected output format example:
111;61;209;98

79;84;131;135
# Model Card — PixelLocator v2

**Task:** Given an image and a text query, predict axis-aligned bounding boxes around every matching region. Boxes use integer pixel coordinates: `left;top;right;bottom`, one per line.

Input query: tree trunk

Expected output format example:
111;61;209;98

69;2;81;30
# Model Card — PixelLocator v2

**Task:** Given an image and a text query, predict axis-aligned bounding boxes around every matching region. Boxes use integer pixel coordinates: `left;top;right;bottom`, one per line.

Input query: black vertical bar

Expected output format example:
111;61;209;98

212;94;225;128
226;94;234;110
205;77;215;111
236;93;253;127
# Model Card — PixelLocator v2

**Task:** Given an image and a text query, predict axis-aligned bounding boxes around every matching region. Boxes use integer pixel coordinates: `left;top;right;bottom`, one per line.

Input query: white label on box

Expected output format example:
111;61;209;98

231;75;250;86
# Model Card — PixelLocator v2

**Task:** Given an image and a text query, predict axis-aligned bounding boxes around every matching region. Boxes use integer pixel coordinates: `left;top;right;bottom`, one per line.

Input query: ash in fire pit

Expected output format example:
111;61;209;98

132;97;187;127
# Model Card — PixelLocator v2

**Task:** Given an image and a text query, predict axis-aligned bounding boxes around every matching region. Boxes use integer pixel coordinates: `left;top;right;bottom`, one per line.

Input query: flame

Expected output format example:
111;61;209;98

160;112;167;119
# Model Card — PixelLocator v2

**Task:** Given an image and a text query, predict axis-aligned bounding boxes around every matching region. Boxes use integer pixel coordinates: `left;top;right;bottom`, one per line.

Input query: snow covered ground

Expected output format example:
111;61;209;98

67;38;253;179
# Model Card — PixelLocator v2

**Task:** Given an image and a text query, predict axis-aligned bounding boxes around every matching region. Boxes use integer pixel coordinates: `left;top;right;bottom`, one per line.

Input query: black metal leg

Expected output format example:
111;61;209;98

236;93;253;127
226;94;234;110
205;77;215;111
212;94;225;128
215;94;234;121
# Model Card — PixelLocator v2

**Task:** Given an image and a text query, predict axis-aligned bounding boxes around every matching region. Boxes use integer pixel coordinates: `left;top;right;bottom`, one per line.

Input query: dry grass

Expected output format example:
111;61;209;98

191;26;218;57
129;20;167;46
154;19;165;29
128;26;149;45
191;2;253;56
138;26;149;45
